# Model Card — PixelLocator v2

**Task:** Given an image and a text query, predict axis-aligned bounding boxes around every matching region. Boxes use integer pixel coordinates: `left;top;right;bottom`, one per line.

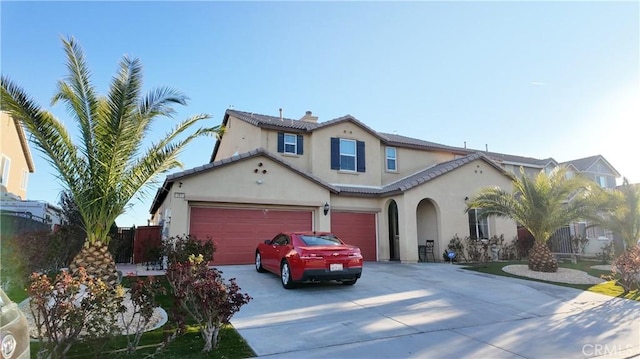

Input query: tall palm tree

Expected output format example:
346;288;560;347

1;37;221;286
466;167;602;272
592;178;640;249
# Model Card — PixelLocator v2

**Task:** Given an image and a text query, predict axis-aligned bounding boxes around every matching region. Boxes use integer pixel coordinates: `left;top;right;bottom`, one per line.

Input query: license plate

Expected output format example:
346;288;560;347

330;263;343;271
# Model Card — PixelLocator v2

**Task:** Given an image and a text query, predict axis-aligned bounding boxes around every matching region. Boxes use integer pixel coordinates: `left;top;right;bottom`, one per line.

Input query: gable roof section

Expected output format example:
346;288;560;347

209;109;617;177
151;148;339;215
561;155;620;177
380;133;469;155
337;152;511;196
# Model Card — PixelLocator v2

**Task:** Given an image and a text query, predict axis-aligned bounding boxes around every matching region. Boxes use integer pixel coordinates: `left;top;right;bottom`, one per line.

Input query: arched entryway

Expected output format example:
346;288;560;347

388;200;400;261
416;198;439;260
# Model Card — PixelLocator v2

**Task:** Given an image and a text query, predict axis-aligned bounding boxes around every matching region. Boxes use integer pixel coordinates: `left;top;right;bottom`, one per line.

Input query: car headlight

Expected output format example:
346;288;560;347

1;333;16;359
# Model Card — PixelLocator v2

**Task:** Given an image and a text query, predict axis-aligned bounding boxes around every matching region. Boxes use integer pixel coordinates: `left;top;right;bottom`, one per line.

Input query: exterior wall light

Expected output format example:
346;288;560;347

323;202;330;216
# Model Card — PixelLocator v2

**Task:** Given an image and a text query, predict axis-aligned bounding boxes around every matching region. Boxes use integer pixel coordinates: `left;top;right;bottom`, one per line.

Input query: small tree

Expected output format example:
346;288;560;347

166;254;251;352
119;276;166;354
28;268;123;359
466;167;606;272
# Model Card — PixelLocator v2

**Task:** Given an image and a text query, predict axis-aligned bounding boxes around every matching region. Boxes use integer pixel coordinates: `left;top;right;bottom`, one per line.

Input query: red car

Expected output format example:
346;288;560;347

255;231;363;289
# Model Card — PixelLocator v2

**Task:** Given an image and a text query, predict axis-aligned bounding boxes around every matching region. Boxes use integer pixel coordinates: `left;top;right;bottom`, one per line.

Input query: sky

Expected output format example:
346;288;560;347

1;1;639;228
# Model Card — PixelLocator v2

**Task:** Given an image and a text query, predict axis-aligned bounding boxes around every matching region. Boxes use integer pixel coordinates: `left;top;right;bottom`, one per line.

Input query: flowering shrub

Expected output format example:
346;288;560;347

163;234;216;265
166;254;252;352
28;267;123;358
608;245;640;293
119;275;166;354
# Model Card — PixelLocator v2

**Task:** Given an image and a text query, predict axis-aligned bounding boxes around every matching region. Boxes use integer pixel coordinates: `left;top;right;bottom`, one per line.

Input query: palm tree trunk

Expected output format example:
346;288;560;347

68;240;118;287
528;242;558;272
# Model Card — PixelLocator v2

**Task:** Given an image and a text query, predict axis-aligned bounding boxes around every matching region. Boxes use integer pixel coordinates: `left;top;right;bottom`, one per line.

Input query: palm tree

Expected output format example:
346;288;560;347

466;167;602;272
1;37;221;286
592;178;640;249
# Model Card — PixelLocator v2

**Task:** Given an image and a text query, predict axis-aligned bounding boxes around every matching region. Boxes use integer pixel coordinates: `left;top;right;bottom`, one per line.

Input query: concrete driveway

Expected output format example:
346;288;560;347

219;262;640;359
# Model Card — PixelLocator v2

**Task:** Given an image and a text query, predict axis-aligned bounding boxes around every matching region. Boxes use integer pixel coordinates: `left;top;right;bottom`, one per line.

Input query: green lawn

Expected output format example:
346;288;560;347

463;260;640;301
27;275;256;359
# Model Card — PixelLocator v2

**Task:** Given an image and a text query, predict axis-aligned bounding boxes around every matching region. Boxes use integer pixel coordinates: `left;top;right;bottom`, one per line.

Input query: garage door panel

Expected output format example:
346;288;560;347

331;212;376;261
189;207;312;265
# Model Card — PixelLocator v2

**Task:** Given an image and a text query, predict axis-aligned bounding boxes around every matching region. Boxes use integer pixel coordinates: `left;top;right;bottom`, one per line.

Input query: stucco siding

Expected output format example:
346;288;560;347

214;116;262;161
0;112;30;199
310;123;382;186
381;146;456;184
262;130;311;172
400;159;517;262
162;155;331;238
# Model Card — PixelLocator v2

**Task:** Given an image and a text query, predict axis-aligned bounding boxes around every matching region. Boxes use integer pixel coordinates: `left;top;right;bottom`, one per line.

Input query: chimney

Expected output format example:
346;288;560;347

279;108;283;121
300;110;318;123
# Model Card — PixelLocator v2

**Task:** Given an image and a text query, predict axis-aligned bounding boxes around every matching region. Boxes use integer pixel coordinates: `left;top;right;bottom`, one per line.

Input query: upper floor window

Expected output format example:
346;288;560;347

20;169;28;191
277;132;303;155
386;147;397;171
330;137;365;172
468;209;489;240
596;175;608;188
0;155;10;187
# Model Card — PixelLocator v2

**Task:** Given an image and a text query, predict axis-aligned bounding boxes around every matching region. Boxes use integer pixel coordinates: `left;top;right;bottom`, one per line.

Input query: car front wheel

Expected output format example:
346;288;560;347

281;261;295;289
255;252;266;273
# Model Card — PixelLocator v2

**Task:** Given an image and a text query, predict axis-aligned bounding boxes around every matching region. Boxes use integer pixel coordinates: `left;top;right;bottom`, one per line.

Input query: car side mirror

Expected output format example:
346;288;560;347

264;239;271;244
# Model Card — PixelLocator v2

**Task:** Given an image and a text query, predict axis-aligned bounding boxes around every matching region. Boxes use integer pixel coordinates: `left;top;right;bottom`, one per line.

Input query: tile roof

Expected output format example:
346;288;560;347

217;109;568;169
560;155;602;171
150;148;338;214
380;133;469;154
337;152;509;196
560;155;620;177
226;109;319;131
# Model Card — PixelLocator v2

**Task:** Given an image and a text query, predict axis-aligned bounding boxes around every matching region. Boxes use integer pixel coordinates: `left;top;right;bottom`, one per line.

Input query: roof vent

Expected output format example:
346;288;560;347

300;110;318;123
279;108;283;121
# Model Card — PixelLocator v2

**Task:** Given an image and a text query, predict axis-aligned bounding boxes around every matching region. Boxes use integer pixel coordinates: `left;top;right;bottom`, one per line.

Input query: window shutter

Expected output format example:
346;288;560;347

277;132;284;153
297;135;304;155
330;137;340;170
356;140;366;172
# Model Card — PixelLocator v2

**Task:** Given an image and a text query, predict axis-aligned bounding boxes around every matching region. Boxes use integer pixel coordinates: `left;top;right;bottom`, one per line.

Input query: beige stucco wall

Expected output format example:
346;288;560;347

160;154;332;238
214;116;262;161
381;146;457;184
262;130;311;172
0;112;31;199
397;159;517;262
310;122;382;186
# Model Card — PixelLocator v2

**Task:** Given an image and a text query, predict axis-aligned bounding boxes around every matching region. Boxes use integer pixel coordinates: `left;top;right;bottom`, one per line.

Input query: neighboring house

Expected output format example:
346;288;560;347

149;109;621;265
561;155;621;254
150;109;520;265
0;111;35;200
0;199;63;231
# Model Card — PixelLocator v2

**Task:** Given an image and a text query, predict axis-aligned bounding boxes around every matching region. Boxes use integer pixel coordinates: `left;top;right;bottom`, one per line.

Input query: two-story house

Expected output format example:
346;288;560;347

0;111;35;200
150;109;519;265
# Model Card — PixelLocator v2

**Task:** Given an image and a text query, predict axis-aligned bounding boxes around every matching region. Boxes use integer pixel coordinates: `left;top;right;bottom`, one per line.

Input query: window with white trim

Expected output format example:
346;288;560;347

596;175;607;188
340;139;356;171
0;155;10;187
20;169;28;190
284;133;297;154
386;147;397;171
468;209;489;240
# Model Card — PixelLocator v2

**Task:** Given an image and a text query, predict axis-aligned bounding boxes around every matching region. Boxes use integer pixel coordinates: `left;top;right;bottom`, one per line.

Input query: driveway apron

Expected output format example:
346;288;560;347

219;262;640;359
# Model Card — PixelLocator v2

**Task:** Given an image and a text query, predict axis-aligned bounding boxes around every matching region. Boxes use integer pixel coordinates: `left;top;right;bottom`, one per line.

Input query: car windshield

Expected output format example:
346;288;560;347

299;234;342;246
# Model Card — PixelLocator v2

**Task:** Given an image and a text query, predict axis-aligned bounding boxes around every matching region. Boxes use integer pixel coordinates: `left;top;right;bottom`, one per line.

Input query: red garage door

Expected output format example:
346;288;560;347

189;207;312;265
331;211;377;261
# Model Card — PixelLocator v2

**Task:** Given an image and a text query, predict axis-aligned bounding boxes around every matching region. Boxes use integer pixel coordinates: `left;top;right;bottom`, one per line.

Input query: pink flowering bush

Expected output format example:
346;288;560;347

166;254;252;352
